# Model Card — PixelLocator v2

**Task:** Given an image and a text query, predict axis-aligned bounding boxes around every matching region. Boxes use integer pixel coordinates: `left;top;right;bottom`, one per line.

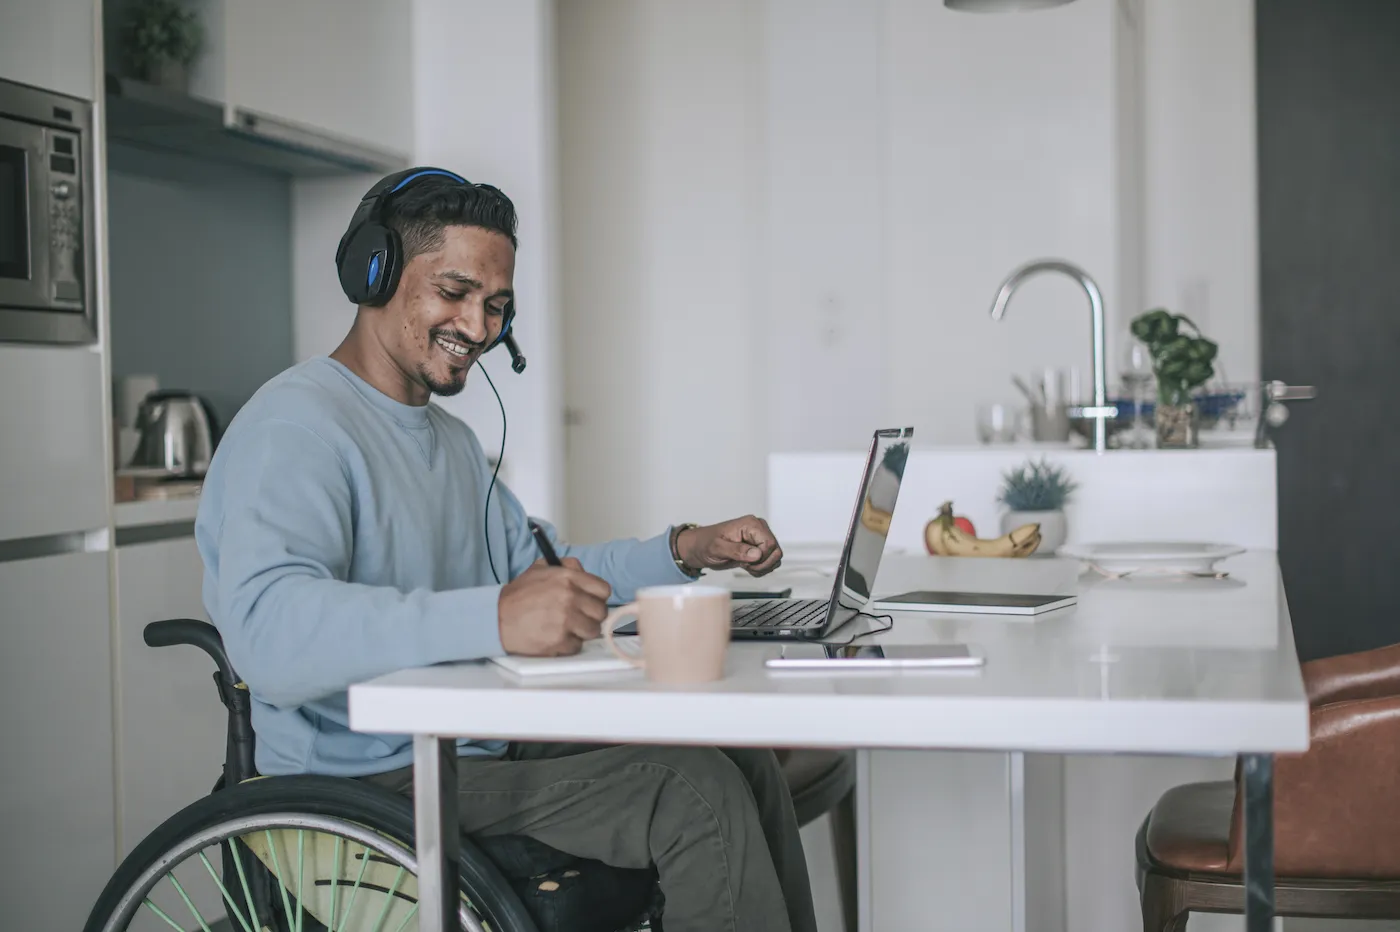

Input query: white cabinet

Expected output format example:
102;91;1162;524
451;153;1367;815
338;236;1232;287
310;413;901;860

0;346;110;541
199;0;412;163
114;535;226;853
0;0;96;100
0;550;115;931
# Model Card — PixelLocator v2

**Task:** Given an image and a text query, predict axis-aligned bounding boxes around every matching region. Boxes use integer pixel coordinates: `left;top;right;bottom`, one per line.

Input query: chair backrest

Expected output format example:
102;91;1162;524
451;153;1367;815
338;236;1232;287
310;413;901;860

144;619;258;787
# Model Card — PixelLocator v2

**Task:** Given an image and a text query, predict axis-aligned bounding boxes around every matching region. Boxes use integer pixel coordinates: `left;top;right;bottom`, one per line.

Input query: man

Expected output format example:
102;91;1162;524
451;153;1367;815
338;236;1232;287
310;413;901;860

195;168;818;932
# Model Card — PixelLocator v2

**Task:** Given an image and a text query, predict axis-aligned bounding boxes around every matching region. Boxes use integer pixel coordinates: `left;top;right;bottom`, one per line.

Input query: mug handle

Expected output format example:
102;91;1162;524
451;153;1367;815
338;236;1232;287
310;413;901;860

603;604;645;669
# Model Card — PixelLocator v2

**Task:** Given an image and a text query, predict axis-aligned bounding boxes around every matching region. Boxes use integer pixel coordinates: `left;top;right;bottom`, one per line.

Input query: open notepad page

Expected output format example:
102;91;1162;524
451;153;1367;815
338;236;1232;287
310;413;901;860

489;636;644;678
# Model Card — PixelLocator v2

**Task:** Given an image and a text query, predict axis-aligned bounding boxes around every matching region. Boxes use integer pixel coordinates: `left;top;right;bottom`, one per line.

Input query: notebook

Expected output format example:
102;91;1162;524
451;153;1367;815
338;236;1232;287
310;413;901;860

867;590;1077;616
489;637;643;678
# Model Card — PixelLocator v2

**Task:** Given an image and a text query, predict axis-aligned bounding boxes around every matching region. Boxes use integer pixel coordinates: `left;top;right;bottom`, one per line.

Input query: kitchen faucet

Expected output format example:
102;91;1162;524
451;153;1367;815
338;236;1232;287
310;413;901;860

989;259;1119;453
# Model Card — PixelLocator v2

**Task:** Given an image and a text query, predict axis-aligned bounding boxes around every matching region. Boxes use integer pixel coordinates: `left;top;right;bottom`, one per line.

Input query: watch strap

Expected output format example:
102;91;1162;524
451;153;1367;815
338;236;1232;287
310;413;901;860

669;523;702;578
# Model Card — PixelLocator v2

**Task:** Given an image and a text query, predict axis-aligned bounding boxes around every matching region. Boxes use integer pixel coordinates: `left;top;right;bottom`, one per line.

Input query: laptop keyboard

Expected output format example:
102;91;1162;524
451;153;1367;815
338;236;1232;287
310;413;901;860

732;598;828;630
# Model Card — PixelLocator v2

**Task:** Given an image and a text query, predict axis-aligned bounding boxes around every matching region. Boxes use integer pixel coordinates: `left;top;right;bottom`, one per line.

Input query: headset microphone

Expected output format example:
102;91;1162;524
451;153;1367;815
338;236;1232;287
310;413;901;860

503;332;527;373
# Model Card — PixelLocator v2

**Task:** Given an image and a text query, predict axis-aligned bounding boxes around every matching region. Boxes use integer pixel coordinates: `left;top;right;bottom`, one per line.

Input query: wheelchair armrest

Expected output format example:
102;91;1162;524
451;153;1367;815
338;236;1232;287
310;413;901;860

144;619;240;686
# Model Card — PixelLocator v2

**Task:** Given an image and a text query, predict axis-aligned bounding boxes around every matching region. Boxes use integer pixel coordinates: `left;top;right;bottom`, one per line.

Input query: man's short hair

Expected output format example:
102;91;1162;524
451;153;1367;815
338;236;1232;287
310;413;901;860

384;179;518;262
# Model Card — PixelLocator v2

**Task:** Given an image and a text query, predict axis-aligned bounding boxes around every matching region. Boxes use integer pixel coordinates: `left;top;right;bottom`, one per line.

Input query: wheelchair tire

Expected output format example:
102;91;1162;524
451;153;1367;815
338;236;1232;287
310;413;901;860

84;774;540;932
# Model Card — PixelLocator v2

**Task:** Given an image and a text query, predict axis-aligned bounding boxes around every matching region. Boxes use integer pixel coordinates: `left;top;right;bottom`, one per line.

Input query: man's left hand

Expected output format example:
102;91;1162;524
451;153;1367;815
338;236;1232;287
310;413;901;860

676;516;783;577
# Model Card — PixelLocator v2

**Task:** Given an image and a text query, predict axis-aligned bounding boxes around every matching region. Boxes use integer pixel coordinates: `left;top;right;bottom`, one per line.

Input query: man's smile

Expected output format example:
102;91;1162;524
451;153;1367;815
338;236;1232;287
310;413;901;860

432;333;473;359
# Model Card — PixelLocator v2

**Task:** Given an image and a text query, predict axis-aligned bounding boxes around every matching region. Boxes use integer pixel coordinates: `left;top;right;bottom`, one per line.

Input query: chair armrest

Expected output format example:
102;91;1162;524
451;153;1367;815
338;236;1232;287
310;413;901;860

1303;642;1400;706
1228;694;1400;878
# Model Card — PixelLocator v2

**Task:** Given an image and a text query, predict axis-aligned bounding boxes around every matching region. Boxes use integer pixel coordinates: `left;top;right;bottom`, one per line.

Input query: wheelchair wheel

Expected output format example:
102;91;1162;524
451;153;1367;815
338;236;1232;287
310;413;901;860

84;774;539;932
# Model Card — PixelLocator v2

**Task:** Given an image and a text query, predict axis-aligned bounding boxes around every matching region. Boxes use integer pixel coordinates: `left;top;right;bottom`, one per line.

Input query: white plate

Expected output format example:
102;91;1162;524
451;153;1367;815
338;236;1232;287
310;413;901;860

1057;541;1245;575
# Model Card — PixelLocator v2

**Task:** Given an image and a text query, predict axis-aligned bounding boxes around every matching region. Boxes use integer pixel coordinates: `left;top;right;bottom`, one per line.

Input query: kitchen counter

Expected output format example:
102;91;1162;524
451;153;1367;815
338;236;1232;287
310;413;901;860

113;495;200;531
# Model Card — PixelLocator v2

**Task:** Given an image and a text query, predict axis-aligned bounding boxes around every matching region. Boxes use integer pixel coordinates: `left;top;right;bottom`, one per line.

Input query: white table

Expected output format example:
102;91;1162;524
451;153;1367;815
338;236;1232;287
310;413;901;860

349;551;1308;932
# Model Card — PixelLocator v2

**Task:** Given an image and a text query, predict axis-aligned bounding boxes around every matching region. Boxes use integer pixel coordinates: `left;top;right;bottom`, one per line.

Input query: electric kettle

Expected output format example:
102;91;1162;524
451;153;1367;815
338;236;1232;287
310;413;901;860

131;390;217;477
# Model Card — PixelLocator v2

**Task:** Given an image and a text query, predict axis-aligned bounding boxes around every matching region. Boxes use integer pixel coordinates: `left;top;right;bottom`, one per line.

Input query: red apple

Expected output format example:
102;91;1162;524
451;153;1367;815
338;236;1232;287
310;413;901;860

954;515;976;536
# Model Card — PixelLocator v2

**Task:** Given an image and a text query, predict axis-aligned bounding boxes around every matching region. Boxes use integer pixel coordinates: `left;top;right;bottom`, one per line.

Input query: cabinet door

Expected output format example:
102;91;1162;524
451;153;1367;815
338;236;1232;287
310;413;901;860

0;550;115;931
115;536;227;851
0;346;110;542
223;0;412;159
0;0;96;100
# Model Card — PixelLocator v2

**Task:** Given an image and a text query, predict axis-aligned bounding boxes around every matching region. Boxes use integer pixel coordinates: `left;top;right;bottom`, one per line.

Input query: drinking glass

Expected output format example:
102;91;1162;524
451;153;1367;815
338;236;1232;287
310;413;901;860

1120;339;1154;448
976;403;1023;444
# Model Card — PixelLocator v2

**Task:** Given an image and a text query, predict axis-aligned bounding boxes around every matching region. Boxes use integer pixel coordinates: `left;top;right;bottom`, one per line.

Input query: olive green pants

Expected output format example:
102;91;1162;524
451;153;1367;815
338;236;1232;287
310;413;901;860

365;742;817;932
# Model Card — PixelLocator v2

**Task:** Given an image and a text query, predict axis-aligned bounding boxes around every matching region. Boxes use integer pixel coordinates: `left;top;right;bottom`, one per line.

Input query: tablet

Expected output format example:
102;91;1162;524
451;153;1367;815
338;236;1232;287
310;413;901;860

868;590;1076;615
765;643;985;670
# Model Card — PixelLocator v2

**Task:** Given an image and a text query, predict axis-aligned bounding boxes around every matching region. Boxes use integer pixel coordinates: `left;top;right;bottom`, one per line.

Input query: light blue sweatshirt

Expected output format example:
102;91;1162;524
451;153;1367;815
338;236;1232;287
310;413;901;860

196;357;689;777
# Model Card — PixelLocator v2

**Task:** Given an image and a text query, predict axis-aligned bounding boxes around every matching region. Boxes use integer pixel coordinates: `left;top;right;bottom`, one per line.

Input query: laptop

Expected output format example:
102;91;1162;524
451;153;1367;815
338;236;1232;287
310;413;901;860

730;426;913;640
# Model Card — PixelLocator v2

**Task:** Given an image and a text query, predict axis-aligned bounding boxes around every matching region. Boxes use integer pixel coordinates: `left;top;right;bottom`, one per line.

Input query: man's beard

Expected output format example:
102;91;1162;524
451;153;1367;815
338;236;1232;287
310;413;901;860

420;361;469;397
423;327;478;396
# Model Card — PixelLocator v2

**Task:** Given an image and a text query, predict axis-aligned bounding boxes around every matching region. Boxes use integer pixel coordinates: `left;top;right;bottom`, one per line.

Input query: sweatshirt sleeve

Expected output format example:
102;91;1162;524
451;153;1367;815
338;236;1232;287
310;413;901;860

494;481;693;602
208;419;506;709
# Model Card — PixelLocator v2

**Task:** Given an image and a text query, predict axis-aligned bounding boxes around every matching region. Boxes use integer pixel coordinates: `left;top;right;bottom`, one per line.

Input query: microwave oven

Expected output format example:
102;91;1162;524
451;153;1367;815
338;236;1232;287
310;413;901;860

0;77;95;344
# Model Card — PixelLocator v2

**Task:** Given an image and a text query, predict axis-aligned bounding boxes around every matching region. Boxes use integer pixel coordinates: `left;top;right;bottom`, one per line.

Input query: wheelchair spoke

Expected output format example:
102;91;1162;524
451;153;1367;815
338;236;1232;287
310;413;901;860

295;830;305;932
336;842;373;932
227;839;259;932
391;902;419;932
330;834;342;932
265;830;297;927
197;850;254;932
165;871;215;932
367;865;407;932
142;897;193;932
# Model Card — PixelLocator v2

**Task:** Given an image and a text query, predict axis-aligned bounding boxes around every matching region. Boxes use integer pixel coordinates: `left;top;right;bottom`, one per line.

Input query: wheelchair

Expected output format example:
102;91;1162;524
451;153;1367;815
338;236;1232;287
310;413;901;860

84;620;856;932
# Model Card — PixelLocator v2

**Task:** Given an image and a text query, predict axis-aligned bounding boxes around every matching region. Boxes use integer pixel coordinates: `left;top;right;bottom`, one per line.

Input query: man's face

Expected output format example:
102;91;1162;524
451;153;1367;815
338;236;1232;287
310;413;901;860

382;224;516;398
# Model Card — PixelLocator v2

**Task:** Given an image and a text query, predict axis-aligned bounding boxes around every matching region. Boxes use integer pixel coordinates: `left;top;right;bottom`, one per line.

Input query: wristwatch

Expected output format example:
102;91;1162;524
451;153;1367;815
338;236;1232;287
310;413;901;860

669;523;702;578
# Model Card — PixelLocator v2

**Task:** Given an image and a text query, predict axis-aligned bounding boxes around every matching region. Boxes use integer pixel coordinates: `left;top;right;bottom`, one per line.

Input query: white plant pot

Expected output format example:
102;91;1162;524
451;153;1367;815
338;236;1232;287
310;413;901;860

1000;510;1067;557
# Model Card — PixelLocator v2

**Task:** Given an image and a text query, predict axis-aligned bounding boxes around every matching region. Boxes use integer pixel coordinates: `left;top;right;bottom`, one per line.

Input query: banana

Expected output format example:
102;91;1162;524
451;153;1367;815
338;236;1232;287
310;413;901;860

924;501;1041;558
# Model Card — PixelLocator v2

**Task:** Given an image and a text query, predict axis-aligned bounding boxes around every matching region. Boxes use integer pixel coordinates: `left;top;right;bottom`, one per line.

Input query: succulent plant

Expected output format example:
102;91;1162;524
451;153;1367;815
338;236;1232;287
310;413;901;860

998;458;1077;512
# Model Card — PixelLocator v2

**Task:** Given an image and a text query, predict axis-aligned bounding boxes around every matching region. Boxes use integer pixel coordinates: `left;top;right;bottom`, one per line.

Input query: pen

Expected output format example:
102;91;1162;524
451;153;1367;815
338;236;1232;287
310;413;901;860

527;519;562;566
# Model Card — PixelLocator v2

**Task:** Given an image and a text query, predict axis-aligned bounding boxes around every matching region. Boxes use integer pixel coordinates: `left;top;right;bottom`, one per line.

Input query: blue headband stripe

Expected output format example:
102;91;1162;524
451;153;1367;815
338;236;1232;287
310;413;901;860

390;169;467;193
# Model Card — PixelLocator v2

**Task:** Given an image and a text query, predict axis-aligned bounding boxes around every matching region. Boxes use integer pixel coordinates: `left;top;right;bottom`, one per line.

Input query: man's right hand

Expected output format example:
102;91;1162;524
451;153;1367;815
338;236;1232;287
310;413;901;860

497;557;613;656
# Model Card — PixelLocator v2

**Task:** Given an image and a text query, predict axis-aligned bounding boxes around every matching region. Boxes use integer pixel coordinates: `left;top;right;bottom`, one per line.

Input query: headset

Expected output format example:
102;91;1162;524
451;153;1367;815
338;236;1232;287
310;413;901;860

335;166;527;374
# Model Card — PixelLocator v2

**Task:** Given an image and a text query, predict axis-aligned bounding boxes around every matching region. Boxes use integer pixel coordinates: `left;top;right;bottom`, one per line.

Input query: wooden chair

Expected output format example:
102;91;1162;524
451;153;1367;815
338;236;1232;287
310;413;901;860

1136;642;1400;931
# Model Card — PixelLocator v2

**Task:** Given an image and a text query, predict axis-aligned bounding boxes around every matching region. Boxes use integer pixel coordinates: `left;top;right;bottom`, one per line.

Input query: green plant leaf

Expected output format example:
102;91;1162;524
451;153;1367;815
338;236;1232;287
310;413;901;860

997;457;1077;512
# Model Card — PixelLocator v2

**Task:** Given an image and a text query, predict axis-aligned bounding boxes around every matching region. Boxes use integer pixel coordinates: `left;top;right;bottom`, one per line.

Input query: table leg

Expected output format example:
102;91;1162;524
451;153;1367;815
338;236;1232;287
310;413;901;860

414;735;460;932
1241;753;1274;932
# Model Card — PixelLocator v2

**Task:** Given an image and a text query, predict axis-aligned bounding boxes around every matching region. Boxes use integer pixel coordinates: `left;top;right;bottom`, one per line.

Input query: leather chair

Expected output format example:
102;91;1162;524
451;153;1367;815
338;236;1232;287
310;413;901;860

1136;642;1400;931
778;749;859;932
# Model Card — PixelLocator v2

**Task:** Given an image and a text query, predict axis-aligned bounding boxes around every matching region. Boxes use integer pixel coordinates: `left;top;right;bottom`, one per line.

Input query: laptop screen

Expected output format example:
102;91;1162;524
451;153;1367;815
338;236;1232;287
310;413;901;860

825;428;913;628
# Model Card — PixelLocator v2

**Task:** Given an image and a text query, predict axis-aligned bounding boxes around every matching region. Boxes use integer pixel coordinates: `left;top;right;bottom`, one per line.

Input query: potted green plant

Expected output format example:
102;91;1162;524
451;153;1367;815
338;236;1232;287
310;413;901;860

1129;308;1218;448
121;0;204;92
998;458;1077;556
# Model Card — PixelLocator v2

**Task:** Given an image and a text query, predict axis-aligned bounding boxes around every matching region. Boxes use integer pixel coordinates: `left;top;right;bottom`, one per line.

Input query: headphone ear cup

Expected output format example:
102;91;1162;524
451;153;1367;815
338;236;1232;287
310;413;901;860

337;224;402;306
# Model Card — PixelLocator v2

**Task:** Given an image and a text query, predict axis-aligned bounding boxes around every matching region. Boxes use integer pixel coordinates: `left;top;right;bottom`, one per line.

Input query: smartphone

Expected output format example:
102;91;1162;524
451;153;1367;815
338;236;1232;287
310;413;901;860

764;643;985;670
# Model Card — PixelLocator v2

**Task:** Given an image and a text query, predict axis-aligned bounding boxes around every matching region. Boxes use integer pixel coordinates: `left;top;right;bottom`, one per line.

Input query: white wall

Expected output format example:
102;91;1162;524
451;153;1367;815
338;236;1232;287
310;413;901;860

558;0;767;542
558;0;1259;544
880;0;1120;444
1142;0;1259;387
